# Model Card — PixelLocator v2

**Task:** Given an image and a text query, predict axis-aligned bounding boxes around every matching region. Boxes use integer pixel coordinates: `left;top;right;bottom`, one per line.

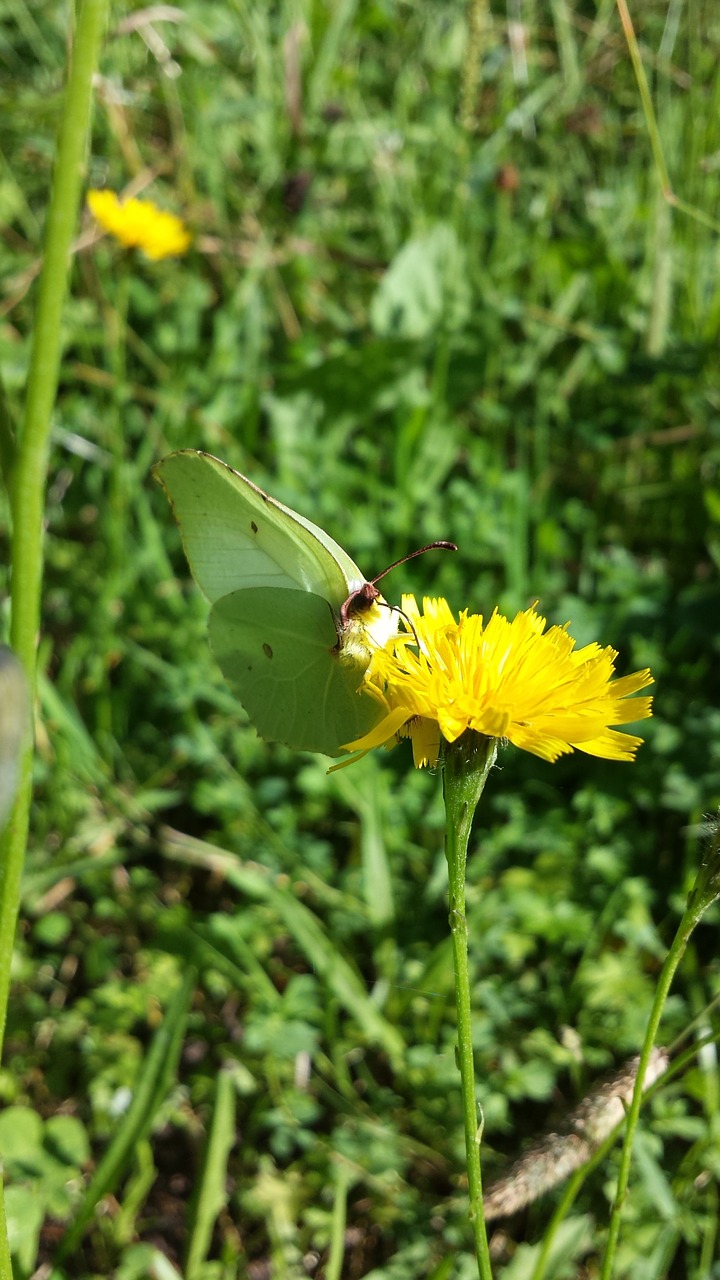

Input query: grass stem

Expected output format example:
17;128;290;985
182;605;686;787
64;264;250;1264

616;0;720;233
0;0;108;1046
599;833;720;1279
0;9;107;1272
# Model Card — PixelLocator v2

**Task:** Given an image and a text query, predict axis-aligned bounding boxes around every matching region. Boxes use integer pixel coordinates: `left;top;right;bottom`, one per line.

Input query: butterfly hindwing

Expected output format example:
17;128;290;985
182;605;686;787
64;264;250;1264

209;587;381;756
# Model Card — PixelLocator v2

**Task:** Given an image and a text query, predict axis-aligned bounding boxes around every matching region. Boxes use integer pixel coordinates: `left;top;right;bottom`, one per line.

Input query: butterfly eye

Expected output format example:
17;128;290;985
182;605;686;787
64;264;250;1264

339;542;457;631
340;582;382;628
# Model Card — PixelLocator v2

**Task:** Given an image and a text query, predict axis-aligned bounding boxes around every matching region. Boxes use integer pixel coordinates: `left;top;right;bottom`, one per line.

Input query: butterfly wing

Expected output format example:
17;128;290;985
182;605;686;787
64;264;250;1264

209;587;382;756
153;450;364;607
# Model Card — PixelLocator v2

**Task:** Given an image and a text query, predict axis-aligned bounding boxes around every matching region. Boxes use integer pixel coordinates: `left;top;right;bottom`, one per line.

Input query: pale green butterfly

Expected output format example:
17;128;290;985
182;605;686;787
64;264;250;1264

154;450;455;757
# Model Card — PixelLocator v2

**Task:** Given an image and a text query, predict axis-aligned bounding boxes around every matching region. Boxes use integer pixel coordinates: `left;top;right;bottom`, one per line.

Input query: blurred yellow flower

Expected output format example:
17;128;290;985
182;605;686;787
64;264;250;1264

87;189;191;260
344;595;654;768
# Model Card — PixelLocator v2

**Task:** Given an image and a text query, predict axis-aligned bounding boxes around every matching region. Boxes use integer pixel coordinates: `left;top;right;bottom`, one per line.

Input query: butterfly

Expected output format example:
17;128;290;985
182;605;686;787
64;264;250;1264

154;451;406;756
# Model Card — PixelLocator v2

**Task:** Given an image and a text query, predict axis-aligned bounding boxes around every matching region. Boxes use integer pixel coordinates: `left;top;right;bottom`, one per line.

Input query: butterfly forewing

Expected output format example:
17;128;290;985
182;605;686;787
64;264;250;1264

154;451;362;607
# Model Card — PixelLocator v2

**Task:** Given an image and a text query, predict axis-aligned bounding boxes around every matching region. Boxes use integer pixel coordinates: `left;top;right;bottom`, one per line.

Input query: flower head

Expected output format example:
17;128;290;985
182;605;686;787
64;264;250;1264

87;189;191;260
344;595;653;768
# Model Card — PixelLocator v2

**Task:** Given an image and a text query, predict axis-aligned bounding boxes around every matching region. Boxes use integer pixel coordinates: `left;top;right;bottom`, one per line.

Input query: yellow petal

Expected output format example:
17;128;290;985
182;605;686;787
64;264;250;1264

347;597;654;770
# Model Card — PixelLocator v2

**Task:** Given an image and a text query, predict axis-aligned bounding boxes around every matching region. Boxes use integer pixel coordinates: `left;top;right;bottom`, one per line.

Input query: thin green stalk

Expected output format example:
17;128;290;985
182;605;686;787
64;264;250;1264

325;1164;351;1280
698;1182;718;1278
443;731;497;1280
185;1065;237;1279
0;15;106;1273
532;1161;600;1280
0;7;106;1275
0;1186;9;1280
531;1111;639;1280
459;0;489;131
616;0;720;234
615;0;671;197
599;832;720;1279
0;0;108;1050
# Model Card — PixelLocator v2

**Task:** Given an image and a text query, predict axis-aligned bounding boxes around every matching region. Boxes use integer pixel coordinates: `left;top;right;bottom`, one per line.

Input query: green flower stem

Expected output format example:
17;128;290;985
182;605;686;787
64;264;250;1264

0;10;106;1271
600;835;720;1280
443;731;497;1280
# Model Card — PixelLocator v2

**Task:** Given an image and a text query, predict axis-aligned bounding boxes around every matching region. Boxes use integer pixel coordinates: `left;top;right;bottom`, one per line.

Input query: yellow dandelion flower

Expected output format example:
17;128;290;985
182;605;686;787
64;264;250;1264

87;189;191;260
344;595;653;769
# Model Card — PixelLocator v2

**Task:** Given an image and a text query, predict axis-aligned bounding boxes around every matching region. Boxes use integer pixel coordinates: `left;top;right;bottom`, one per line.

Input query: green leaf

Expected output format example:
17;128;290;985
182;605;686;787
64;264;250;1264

4;1186;44;1278
44;1116;91;1169
370;224;469;339
0;1106;43;1165
115;1244;184;1280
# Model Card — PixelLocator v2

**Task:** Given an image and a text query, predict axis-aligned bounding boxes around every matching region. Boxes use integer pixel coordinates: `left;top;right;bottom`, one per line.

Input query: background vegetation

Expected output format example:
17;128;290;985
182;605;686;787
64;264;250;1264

1;0;720;1275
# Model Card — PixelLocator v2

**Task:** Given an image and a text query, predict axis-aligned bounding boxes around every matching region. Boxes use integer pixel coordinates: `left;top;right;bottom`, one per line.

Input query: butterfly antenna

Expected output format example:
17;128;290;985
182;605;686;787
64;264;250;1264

340;542;457;628
370;541;457;586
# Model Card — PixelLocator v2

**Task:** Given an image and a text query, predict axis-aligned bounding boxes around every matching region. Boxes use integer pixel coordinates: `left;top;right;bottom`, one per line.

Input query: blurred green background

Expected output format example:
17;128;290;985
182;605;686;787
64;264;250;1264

1;0;720;1276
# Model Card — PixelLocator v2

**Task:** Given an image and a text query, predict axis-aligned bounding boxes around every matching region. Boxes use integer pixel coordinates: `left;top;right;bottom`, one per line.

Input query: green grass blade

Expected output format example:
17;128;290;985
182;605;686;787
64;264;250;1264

157;914;282;1008
0;1186;10;1280
160;827;405;1069
57;969;195;1257
329;758;395;927
185;1065;237;1279
549;0;581;98
616;0;720;233
324;1163;351;1280
307;0;359;114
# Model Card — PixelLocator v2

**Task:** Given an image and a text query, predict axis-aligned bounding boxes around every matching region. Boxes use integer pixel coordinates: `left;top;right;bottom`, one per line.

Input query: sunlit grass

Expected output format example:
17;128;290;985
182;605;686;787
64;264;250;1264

0;0;719;1275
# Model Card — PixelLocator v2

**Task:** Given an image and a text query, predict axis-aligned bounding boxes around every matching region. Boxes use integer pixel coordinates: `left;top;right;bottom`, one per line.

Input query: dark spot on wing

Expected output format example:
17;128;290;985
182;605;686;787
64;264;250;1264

263;643;273;659
251;520;258;533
